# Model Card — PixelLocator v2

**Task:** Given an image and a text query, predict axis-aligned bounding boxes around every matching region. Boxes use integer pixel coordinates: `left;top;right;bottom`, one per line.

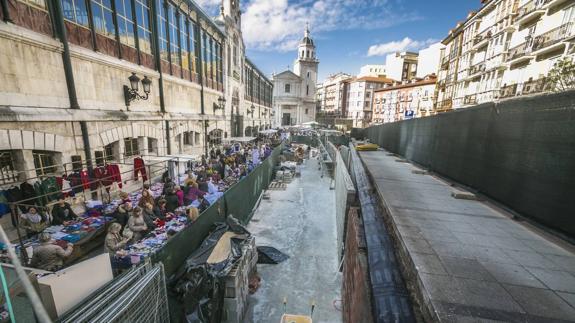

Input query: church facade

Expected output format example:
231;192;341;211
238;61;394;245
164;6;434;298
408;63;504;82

272;27;319;127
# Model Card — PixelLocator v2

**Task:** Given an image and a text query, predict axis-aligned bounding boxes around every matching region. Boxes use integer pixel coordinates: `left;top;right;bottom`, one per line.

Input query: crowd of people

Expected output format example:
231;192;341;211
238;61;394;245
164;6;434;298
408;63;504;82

22;139;278;272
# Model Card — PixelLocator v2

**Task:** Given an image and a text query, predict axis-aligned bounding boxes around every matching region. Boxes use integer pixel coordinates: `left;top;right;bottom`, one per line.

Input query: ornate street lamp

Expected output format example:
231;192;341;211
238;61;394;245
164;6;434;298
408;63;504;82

124;72;152;107
247;104;255;117
213;96;226;113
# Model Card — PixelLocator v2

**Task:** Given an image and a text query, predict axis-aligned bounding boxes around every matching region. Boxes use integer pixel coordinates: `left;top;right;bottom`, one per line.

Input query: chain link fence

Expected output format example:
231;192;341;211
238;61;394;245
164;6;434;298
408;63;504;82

59;263;169;323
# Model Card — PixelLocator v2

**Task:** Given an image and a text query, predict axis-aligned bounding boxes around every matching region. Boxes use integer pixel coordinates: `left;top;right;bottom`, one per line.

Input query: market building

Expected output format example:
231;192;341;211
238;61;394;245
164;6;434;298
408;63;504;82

0;0;272;184
272;26;319;126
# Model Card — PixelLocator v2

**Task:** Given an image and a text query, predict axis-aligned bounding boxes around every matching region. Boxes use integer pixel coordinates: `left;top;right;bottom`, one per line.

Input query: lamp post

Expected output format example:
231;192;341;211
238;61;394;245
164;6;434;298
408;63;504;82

213;96;226;114
124;72;152;108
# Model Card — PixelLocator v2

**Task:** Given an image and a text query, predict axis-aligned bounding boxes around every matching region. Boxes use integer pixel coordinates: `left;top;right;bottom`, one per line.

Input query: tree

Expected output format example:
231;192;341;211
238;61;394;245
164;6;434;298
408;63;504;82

547;57;575;92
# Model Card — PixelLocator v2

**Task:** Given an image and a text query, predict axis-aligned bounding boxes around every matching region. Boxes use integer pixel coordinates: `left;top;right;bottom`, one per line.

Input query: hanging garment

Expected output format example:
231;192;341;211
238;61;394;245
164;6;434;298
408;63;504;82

20;182;38;206
41;177;62;202
133;158;148;181
6;187;25;212
106;164;122;188
94;166;112;187
33;181;47;206
80;169;90;190
67;172;83;193
0;191;9;217
168;161;177;182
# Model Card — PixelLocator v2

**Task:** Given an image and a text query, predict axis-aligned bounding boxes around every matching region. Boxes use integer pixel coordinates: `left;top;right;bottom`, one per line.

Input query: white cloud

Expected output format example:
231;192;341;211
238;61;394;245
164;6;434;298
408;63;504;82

241;0;420;52
366;37;436;57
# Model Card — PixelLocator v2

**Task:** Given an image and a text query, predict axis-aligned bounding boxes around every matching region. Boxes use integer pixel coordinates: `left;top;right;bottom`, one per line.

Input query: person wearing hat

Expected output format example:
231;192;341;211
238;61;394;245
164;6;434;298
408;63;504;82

30;233;73;272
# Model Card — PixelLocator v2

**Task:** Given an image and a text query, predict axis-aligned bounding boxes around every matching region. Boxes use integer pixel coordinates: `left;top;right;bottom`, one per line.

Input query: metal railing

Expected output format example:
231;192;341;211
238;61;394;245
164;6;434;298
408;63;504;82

437;99;453;110
532;23;573;52
507;41;533;61
464;94;477;105
500;83;518;98
469;62;486;76
473;30;492;47
520;77;551;95
517;0;549;21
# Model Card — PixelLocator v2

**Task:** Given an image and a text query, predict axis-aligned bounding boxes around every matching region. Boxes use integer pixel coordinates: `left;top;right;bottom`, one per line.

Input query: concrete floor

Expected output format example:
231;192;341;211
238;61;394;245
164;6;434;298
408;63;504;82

360;149;575;322
245;157;343;323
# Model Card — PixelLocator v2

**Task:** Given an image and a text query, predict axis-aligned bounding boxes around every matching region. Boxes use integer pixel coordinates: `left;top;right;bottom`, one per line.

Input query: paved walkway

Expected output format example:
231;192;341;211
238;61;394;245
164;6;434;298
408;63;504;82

245;157;342;323
359;149;575;323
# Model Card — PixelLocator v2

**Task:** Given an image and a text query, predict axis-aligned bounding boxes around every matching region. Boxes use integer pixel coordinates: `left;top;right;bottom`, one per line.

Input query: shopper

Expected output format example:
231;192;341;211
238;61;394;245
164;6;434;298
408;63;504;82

127;207;148;241
30;233;73;271
165;189;180;212
113;202;132;229
142;203;158;230
104;223;129;255
51;199;78;225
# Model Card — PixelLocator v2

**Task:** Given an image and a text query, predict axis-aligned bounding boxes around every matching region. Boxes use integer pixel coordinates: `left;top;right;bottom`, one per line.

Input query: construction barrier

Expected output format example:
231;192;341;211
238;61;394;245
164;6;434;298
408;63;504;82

364;90;575;240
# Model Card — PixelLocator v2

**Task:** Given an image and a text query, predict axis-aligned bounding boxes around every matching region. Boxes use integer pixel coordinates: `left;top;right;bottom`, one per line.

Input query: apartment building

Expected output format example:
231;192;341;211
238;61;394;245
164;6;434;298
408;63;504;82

318;73;352;115
0;0;272;182
437;0;574;111
346;76;394;128
386;51;419;82
373;76;437;124
358;65;387;77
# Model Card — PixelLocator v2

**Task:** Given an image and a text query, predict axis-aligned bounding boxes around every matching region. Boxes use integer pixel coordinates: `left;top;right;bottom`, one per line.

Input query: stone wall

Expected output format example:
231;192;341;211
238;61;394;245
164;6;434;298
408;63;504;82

365;90;575;239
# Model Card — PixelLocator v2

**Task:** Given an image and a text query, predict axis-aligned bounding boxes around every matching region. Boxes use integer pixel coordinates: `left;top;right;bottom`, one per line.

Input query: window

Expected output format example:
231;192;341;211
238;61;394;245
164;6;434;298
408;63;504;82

115;0;135;47
195;132;200;144
285;83;291;93
208;129;222;146
104;143;115;161
124;138;139;157
94;151;105;166
71;155;83;171
307;71;310;78
157;0;168;61
0;151;18;185
168;4;180;67
135;0;151;53
189;22;197;75
62;0;89;26
305;108;309;114
180;15;189;71
33;151;57;176
148;138;157;153
306;85;309;96
183;132;192;145
91;0;116;37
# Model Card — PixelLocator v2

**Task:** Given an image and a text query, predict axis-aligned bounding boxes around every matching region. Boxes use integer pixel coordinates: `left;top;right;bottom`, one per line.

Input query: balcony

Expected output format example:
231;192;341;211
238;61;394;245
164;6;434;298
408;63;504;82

441;56;450;69
499;83;518;98
463;94;477;105
532;23;574;55
516;0;549;27
519;77;551;95
436;99;453;111
506;42;534;64
472;30;492;51
467;62;486;80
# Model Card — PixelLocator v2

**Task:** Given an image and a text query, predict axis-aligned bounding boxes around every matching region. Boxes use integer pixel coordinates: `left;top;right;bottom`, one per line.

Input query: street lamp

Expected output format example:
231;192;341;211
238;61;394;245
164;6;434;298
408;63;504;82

247;104;255;117
124;72;152;107
213;96;226;113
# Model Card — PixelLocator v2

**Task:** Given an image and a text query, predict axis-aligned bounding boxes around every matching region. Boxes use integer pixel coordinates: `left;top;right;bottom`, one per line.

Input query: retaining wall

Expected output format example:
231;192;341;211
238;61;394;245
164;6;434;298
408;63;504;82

364;91;575;239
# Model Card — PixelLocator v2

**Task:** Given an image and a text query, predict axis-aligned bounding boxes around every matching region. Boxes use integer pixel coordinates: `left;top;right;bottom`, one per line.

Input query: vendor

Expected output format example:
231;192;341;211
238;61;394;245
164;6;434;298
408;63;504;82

104;223;129;255
127;207;148;241
165;188;180;212
138;189;155;208
142;203;158;229
51;199;78;225
153;199;168;219
30;233;73;272
20;207;47;238
113;202;132;230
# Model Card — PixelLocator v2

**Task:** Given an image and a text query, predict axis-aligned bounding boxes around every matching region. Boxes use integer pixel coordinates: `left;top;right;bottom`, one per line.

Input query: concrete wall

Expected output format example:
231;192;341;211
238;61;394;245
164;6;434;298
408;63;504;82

342;207;373;323
365;90;575;239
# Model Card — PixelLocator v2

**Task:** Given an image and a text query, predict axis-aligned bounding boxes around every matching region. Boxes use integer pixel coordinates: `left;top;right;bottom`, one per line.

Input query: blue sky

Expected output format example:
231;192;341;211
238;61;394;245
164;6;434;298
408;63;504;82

199;0;480;82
